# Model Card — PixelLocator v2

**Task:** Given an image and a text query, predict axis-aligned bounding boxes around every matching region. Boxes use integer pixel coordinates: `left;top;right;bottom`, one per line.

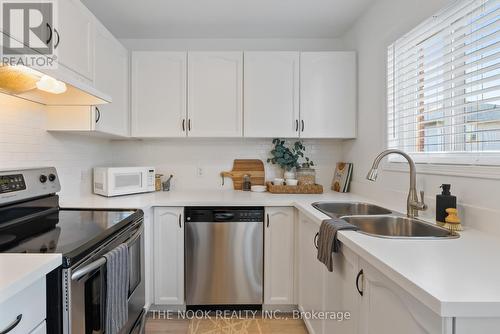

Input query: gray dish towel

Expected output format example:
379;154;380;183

104;244;129;334
317;218;359;272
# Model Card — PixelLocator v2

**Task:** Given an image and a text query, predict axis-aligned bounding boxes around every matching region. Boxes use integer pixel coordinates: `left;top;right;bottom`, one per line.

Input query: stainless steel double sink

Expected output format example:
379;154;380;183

312;202;459;239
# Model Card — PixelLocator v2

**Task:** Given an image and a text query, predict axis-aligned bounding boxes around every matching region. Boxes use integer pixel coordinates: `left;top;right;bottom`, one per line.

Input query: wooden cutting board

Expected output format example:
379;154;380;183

221;159;265;190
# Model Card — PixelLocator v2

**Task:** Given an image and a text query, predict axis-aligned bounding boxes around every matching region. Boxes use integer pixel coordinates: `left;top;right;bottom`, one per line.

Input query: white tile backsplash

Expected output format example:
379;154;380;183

0;94;112;197
109;138;344;191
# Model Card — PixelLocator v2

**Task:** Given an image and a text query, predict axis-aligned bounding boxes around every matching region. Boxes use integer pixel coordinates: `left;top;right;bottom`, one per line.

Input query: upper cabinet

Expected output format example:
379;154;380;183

56;0;95;81
93;23;129;137
131;52;187;137
128;51;356;139
244;52;300;138
300;52;357;139
187;52;243;137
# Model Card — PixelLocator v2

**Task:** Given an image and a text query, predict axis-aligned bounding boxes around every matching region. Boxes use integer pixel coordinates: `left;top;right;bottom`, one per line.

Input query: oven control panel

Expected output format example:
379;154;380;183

0;167;61;205
0;174;26;194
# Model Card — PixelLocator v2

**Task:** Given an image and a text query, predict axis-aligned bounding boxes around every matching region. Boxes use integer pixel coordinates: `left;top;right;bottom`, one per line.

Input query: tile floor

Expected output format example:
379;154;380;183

145;312;308;334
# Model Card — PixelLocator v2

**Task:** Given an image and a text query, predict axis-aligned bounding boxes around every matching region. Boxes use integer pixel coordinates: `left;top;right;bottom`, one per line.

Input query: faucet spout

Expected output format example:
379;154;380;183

366;149;426;218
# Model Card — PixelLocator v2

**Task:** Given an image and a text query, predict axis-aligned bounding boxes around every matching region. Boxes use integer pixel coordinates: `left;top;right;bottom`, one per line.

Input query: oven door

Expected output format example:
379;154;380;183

64;223;145;334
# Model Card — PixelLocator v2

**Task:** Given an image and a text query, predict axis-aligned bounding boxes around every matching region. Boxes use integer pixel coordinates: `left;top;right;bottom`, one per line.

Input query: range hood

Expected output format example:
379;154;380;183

0;65;110;105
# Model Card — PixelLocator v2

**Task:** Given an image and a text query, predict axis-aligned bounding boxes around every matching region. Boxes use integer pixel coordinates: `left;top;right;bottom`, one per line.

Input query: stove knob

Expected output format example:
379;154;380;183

39;175;47;183
48;174;56;182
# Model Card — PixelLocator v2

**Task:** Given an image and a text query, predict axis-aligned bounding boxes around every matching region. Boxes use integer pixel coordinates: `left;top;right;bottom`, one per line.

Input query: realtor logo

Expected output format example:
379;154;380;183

1;1;57;68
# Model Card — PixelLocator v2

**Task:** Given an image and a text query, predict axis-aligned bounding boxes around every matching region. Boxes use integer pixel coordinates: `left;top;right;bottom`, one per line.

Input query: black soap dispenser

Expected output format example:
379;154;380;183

436;184;456;223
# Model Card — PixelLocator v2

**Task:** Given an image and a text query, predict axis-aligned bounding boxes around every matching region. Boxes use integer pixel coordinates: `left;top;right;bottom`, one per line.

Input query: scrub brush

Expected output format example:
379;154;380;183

441;208;463;232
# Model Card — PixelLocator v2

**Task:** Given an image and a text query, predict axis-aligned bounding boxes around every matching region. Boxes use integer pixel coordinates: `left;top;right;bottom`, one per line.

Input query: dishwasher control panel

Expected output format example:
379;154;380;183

185;207;264;222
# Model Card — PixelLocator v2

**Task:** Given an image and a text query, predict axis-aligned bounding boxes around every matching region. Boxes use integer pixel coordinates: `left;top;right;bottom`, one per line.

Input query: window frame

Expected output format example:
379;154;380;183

386;0;500;168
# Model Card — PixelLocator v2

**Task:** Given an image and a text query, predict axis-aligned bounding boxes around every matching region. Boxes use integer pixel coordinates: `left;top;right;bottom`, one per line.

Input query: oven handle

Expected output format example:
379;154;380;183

71;225;143;281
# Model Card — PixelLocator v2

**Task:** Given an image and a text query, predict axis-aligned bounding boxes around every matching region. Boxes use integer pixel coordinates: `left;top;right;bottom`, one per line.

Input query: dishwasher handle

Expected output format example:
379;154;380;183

214;212;235;221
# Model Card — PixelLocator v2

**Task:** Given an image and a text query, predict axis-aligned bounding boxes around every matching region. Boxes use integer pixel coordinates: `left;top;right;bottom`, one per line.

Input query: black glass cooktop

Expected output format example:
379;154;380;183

0;195;139;267
2;209;135;253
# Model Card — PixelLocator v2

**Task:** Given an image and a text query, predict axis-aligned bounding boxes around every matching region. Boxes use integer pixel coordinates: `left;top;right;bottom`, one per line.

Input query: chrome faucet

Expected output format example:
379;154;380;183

366;149;427;218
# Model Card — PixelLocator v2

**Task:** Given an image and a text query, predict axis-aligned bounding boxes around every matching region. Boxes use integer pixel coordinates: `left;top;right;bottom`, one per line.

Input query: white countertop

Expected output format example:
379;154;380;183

60;190;500;318
0;254;61;304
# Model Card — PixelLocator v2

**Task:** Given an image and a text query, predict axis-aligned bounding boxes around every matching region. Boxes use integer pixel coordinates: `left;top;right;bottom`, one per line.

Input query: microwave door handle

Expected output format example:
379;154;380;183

71;257;106;281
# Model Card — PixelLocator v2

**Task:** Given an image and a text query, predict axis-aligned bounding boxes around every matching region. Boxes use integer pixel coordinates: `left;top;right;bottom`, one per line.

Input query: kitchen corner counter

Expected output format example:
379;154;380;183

0;254;61;304
60;190;500;318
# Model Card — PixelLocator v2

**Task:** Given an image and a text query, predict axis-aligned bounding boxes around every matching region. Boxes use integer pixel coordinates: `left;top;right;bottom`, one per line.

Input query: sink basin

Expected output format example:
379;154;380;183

312;202;392;218
341;215;459;239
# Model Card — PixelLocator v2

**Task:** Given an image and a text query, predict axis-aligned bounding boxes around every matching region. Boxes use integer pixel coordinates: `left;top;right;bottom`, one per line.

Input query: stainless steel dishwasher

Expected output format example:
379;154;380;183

185;207;264;306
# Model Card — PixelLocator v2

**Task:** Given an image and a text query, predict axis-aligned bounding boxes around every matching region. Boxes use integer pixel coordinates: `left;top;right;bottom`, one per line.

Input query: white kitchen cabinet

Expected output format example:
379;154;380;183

93;22;129;137
298;213;325;334
154;207;184;305
131;52;187;137
358;258;445;334
30;321;46;334
324;246;360;334
244;52;300;138
264;207;295;306
187;52;243;137
0;278;46;334
300;52;356;138
55;0;95;81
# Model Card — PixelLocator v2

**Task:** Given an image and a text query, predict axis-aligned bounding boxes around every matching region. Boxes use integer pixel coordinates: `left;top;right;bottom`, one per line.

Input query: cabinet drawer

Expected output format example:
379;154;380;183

0;278;46;334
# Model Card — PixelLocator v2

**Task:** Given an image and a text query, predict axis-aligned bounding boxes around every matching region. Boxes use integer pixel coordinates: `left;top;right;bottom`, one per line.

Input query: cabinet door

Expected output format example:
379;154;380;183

324;246;360;334
94;25;129;137
187;52;243;137
298;213;325;334
154;207;184;305
264;207;295;305
244;52;299;138
359;259;443;334
300;52;356;138
56;0;94;81
30;321;46;334
131;52;187;137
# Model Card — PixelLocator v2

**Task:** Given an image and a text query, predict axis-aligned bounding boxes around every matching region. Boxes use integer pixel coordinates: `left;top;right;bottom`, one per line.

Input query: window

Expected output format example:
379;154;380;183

387;0;500;165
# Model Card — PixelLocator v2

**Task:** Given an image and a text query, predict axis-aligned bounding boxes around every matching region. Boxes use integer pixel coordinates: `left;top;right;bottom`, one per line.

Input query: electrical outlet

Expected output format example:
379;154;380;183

196;167;203;177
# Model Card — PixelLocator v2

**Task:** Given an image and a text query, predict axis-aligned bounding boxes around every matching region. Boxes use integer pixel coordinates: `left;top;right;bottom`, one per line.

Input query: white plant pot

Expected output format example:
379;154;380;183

284;170;296;180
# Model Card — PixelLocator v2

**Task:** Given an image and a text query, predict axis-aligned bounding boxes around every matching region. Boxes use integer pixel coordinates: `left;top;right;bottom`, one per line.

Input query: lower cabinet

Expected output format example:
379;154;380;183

0;278;46;334
297;213;452;334
324;246;360;334
264;207;295;305
153;207;184;305
358;259;445;334
297;212;326;334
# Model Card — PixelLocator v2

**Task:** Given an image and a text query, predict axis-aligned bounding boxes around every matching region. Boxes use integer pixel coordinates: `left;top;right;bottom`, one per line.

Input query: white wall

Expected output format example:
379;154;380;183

120;38;346;51
111;138;343;191
0;94;112;197
341;0;500;235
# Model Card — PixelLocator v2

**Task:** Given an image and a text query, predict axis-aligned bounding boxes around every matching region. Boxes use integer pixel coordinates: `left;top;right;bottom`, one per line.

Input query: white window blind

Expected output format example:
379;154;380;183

387;0;500;165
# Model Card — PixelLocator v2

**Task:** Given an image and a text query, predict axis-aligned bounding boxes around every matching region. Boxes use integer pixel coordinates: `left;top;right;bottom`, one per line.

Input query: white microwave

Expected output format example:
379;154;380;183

93;167;155;197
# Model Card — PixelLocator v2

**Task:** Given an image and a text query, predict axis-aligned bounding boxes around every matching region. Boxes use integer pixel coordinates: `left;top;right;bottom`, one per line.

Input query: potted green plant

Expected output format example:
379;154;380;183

267;139;315;183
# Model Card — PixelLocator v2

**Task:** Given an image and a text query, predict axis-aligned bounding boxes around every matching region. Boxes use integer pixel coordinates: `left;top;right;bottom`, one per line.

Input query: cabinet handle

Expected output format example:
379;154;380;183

266;214;270;228
295;120;299;132
95;107;101;123
188;119;191;131
314;232;319;249
182;119;185;131
0;314;22;334
301;120;305;132
54;28;60;49
356;269;364;296
178;214;182;228
46;23;53;44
